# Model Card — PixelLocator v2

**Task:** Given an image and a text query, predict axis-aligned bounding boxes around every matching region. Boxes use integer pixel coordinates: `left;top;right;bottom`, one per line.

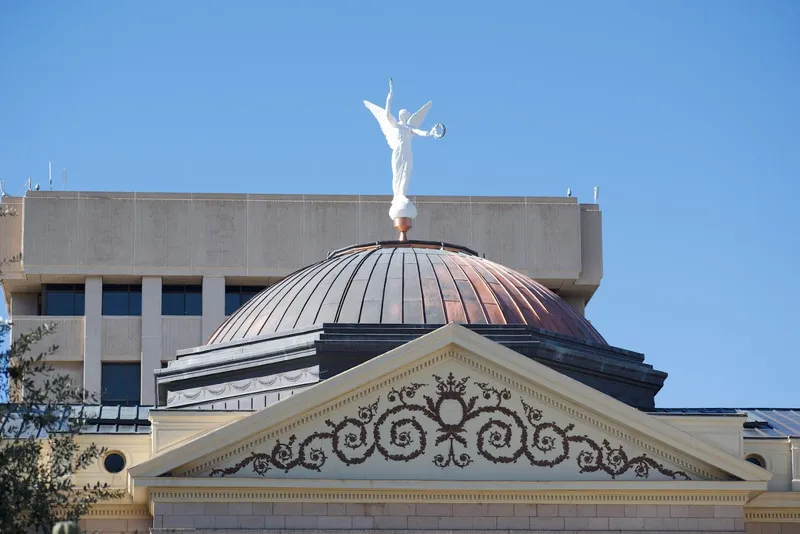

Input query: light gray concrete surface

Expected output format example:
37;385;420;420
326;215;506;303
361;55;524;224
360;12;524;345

0;191;604;401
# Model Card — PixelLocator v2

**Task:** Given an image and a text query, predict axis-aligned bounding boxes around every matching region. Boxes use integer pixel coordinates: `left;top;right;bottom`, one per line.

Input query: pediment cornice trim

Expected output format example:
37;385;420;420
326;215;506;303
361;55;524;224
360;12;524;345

141;478;760;506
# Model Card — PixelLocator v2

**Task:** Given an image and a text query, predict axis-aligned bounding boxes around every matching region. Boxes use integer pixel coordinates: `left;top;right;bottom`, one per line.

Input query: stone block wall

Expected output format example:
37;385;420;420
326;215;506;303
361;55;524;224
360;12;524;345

151;501;746;531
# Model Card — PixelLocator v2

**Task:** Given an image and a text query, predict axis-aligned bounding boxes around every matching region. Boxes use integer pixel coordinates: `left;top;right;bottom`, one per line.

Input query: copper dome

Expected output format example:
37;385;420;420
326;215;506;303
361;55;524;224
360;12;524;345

206;241;606;346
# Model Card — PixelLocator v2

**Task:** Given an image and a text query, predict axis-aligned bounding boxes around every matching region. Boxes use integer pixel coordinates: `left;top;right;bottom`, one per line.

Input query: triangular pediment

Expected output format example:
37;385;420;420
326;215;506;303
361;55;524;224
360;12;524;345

187;356;710;481
130;324;770;491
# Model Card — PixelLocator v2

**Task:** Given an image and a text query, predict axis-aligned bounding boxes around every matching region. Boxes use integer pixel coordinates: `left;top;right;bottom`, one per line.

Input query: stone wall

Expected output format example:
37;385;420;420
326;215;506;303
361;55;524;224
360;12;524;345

151;502;746;531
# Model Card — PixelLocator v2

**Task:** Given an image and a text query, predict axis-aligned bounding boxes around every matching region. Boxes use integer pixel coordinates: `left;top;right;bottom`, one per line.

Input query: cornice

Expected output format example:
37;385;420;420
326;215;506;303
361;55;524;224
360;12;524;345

142;477;760;506
745;492;800;522
165;366;319;407
84;504;150;519
745;509;800;523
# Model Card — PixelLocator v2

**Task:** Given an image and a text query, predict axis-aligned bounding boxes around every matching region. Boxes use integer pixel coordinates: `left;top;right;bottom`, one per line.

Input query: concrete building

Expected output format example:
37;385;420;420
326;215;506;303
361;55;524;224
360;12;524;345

0;191;602;406
1;190;799;534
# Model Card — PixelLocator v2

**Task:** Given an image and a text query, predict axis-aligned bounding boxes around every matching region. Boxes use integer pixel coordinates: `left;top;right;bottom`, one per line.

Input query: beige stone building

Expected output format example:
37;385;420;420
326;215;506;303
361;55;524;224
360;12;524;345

1;190;798;533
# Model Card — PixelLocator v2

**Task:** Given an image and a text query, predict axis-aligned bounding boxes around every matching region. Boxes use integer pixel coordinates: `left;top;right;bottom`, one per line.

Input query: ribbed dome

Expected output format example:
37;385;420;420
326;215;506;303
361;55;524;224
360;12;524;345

206;241;606;346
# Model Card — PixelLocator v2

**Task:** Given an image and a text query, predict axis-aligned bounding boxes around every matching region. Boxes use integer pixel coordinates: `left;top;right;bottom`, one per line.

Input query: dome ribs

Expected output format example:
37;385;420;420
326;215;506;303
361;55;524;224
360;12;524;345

452;254;507;324
278;253;353;331
428;253;467;324
521;277;588;341
298;251;361;328
403;248;425;324
469;259;528;325
506;267;605;344
439;253;487;324
214;266;306;342
410;248;426;324
253;259;333;338
205;242;607;346
316;250;371;324
380;248;404;324
416;251;445;324
336;248;382;323
362;248;394;323
479;261;543;326
499;267;568;335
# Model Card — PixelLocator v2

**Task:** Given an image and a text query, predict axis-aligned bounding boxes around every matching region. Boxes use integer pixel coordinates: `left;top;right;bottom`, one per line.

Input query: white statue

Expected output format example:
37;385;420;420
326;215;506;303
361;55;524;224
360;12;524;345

364;79;444;220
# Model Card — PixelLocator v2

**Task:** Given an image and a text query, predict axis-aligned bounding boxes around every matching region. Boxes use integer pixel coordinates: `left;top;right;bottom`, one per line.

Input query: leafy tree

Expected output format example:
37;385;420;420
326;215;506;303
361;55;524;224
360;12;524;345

0;203;124;534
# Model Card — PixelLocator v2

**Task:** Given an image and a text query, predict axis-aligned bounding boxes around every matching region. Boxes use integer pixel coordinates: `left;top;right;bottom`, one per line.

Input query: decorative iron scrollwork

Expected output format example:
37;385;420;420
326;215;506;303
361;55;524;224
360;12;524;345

210;373;689;480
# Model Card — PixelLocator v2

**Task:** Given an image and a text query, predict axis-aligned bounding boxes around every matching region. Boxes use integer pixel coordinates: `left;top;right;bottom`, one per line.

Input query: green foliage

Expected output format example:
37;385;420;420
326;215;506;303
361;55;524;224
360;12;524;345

0;207;125;534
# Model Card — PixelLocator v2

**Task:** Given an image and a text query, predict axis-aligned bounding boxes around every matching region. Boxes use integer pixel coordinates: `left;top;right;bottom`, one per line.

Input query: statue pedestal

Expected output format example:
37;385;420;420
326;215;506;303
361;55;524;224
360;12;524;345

389;196;417;220
393;217;412;241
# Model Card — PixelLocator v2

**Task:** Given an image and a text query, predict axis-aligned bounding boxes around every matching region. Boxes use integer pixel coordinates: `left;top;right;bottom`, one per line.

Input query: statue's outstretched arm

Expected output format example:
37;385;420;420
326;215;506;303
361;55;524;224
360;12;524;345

411;127;434;137
385;86;396;125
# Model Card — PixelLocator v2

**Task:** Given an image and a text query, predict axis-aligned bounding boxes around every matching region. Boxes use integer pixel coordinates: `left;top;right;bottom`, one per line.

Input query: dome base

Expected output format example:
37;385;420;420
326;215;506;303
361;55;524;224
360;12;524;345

158;323;666;412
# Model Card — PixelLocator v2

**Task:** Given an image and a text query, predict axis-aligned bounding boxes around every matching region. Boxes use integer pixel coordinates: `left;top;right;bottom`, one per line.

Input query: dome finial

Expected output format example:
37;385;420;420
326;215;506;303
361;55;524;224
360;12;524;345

393;216;412;241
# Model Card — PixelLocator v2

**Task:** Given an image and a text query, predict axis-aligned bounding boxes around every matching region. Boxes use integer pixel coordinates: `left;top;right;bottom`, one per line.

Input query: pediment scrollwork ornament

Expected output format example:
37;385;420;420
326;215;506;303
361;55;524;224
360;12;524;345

209;373;690;480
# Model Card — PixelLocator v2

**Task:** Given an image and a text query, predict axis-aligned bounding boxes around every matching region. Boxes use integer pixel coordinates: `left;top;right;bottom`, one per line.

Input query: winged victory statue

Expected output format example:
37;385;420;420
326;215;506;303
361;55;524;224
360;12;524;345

364;79;445;222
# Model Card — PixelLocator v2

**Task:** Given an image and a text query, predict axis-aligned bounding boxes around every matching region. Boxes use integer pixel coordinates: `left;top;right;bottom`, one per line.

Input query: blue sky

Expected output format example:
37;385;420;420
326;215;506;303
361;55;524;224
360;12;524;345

1;2;798;408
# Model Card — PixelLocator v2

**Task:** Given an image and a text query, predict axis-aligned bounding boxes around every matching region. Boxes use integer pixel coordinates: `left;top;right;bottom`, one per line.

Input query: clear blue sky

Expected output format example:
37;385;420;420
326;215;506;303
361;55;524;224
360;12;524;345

1;2;798;408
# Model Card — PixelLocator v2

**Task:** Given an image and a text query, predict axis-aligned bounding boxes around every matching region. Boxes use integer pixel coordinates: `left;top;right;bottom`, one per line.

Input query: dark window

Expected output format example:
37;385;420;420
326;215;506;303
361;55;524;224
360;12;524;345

161;285;202;316
225;285;264;315
746;455;765;468
101;363;141;406
102;284;142;316
42;284;85;316
103;452;126;473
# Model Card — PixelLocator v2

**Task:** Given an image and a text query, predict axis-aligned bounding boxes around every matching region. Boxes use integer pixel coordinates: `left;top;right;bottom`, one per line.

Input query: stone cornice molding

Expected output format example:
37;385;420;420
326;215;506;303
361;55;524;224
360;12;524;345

745;492;800;523
166;366;319;407
745;509;800;523
141;478;761;506
84;504;150;519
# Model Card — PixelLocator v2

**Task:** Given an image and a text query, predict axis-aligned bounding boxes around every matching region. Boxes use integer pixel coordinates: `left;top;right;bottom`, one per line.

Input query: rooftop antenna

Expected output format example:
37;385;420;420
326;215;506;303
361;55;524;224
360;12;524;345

593;185;599;204
0;179;7;198
62;168;67;190
27;177;32;191
49;162;53;190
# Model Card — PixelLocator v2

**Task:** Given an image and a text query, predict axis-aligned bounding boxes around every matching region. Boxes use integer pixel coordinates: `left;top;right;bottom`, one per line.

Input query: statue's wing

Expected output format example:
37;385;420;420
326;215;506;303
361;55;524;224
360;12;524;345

363;100;399;150
408;101;432;129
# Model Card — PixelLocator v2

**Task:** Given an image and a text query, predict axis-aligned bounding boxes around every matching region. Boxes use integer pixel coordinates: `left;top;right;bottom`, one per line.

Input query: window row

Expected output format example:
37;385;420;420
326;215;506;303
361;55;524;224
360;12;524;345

40;284;266;317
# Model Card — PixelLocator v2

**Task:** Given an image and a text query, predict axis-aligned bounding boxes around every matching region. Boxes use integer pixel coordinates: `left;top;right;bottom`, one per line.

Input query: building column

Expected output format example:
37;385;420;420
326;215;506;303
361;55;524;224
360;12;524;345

83;276;102;401
564;295;586;316
141;277;162;406
202;276;225;342
792;439;800;492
